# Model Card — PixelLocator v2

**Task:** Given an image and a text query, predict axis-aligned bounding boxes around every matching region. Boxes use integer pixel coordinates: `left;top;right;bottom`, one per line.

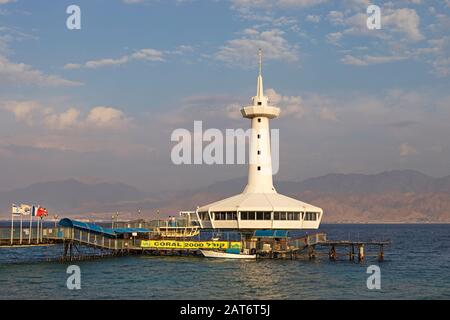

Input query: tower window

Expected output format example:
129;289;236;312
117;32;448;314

257;134;261;139
258;102;262;105
257;166;261;171
258;118;261;122
257;150;261;155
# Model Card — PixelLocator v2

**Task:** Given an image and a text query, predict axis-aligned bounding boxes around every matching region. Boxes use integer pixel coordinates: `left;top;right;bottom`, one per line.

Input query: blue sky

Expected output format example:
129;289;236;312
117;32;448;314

0;0;450;192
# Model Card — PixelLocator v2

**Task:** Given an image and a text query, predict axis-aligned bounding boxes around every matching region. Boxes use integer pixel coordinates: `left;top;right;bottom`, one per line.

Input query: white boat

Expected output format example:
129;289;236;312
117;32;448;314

200;249;256;259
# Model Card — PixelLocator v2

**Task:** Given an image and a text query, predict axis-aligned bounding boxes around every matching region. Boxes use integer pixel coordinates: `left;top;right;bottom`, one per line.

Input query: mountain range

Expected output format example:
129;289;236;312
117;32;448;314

1;170;449;223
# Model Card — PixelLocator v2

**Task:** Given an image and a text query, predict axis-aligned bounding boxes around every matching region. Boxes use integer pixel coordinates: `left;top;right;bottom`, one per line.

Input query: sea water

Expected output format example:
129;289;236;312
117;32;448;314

0;224;449;299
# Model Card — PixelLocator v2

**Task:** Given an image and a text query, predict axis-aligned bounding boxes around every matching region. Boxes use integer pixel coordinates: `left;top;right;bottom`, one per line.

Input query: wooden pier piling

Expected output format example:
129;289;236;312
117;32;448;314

329;245;337;261
378;245;384;262
349;244;355;261
358;244;365;262
308;245;316;260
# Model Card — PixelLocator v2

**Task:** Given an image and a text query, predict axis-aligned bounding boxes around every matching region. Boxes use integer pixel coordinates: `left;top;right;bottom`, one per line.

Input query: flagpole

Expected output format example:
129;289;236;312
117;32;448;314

10;213;14;245
40;217;44;243
36;214;40;244
29;209;33;244
19;213;23;244
42;216;45;242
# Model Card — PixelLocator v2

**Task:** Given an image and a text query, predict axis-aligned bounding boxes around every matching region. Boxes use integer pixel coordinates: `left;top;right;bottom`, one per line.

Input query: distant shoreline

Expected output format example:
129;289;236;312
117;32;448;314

0;220;449;225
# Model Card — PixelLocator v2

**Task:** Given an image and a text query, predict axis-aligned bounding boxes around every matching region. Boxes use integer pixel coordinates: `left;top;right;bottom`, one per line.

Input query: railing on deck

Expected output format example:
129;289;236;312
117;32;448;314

288;233;327;250
0;226;148;250
60;227;157;251
0;226;60;245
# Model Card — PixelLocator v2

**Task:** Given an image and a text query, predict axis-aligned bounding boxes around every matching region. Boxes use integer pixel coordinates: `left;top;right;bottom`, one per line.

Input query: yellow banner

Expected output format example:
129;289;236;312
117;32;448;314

140;240;241;250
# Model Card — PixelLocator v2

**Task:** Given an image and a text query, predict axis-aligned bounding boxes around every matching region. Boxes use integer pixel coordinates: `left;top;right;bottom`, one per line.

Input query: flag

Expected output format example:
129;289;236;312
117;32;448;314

31;206;39;217
37;207;48;217
11;204;21;216
20;204;31;216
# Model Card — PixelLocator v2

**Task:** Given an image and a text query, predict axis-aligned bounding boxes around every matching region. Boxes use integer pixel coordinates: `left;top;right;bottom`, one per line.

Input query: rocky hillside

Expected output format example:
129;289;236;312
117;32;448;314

1;170;449;223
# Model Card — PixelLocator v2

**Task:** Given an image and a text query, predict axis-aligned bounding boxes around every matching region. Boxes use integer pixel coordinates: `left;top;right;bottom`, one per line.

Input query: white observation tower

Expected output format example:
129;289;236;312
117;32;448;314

196;49;323;230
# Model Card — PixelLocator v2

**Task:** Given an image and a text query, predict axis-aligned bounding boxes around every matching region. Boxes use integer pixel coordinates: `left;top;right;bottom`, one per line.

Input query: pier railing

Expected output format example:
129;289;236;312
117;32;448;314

0;226;146;250
0;226;60;245
288;233;327;250
58;227;158;251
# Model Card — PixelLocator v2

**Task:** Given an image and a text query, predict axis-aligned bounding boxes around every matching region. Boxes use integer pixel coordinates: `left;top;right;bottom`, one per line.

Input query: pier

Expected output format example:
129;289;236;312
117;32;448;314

253;232;389;262
1;218;390;263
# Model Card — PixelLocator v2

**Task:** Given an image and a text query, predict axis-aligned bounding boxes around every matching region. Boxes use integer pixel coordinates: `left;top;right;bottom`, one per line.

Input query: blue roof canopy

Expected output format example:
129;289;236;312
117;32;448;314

254;230;289;238
59;218;150;237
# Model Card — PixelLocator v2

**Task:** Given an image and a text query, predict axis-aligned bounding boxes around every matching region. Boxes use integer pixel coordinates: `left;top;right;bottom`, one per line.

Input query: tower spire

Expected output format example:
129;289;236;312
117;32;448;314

258;48;262;77
257;48;264;98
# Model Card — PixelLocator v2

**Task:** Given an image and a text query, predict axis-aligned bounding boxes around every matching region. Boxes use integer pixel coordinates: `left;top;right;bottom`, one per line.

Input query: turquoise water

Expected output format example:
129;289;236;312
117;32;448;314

0;224;449;299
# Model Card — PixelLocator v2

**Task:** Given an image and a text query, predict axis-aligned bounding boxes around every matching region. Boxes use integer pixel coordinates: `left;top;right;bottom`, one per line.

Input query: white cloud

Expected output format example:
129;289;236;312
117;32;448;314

169;89;339;124
85;56;130;69
341;54;407;66
326;11;345;25
166;45;194;55
399;143;418;157
64;48;164;70
215;28;299;66
306;15;321;23
0;0;16;4
1;100;40;125
333;8;424;42
326;32;343;45
266;88;305;119
266;88;340;122
44;108;81;130
225;103;242;120
164;94;244;125
86;107;130;129
232;0;327;10
326;6;425;71
319;107;338;122
122;0;145;4
383;8;424;42
332;7;450;75
0;26;39;54
0;37;9;54
130;48;165;61
430;56;450;77
1;101;131;130
0;55;82;86
415;36;450;77
63;63;82;70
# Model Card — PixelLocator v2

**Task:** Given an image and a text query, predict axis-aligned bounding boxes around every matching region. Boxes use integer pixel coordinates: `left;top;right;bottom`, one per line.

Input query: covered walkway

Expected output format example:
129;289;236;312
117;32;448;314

59;218;151;238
